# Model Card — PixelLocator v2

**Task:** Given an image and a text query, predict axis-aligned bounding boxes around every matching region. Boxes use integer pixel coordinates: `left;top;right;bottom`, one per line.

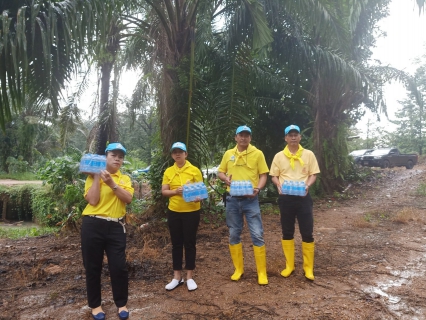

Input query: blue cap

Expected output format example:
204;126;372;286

105;142;127;155
285;125;300;135
170;142;187;152
236;125;252;135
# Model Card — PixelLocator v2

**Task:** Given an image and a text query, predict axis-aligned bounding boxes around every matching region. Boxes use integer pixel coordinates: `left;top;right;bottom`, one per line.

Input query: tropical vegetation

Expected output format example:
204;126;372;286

1;0;426;225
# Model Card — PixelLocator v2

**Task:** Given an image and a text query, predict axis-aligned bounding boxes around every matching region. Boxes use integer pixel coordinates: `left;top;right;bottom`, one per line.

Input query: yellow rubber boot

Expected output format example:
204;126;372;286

253;245;268;285
302;241;315;280
229;243;244;281
280;239;295;277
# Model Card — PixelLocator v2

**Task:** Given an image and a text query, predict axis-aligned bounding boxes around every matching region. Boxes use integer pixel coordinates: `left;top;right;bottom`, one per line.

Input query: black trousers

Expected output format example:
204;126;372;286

278;194;314;243
167;209;200;270
81;216;128;308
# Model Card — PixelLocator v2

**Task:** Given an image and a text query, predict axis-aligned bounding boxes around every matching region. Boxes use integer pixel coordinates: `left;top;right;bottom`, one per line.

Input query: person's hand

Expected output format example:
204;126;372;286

99;170;114;187
303;184;309;197
246;188;260;198
276;183;282;195
175;186;183;195
224;174;232;186
192;196;202;202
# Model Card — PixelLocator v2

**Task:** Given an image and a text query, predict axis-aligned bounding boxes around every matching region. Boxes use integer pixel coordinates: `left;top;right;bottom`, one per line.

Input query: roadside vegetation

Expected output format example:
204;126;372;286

1;1;426;239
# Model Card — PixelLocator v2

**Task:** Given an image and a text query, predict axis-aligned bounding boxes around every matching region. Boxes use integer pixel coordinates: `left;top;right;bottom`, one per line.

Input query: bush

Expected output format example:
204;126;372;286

35;154;86;227
6;156;29;174
31;187;62;226
0;185;36;221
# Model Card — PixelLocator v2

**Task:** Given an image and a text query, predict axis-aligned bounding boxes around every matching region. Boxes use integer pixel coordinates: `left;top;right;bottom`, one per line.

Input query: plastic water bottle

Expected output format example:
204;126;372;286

231;181;238;196
245;180;253;195
99;155;106;171
183;184;190;202
241;180;247;195
195;182;202;200
236;181;243;196
281;180;287;194
90;155;99;173
288;181;295;195
79;154;89;172
298;181;306;196
201;183;208;199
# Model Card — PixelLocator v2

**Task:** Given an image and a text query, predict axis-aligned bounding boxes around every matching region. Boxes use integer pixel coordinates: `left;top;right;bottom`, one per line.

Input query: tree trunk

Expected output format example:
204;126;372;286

96;61;113;155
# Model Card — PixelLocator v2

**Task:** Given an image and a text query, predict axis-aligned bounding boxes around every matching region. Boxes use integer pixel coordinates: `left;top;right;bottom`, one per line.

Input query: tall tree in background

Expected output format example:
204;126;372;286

0;0;96;129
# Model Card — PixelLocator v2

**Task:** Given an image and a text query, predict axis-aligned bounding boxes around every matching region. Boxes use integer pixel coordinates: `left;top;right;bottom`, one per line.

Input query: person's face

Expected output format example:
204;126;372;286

106;150;125;172
171;149;187;163
285;131;301;148
234;131;252;149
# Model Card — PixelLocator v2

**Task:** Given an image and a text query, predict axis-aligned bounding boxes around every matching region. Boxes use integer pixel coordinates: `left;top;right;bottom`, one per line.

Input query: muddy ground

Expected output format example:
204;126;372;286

1;164;426;320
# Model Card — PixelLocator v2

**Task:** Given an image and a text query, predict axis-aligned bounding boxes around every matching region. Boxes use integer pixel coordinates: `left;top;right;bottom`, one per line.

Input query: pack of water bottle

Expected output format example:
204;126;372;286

79;154;107;173
183;182;208;202
230;180;254;196
281;180;306;196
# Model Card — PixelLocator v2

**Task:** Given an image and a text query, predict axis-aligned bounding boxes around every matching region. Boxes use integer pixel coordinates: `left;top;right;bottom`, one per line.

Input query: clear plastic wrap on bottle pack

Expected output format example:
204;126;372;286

79;154;107;173
281;180;306;196
183;182;208;202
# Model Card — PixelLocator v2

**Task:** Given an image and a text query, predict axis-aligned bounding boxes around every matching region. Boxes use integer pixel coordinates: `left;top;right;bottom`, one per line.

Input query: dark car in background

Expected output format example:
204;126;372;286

349;149;374;164
359;147;418;169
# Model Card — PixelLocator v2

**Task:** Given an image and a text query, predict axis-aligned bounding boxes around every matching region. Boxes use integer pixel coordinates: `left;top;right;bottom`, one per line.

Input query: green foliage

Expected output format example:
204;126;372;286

37;156;80;194
0;226;59;239
343;161;376;183
6;156;30;174
416;182;426;196
63;180;87;217
147;152;170;203
35;154;86;227
0;185;36;221
31;187;63;226
128;198;151;215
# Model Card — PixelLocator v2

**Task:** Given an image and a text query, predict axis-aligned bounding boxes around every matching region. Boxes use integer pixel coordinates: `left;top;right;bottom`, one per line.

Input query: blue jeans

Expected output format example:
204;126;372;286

225;194;265;247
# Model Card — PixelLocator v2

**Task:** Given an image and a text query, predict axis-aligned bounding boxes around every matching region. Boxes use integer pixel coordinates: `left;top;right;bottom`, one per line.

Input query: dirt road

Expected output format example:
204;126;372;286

1;165;426;319
0;179;42;186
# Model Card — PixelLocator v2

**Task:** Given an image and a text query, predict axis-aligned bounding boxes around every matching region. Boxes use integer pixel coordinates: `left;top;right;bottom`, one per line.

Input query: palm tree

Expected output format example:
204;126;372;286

0;0;97;130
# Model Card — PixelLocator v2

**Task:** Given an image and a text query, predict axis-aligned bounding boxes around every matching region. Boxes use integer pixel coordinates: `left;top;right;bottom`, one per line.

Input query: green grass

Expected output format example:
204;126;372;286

0;172;38;180
0;226;59;239
416;182;426;196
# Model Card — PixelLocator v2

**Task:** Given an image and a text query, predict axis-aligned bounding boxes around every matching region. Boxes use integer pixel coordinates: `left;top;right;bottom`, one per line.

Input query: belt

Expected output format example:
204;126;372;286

88;215;126;233
225;192;246;199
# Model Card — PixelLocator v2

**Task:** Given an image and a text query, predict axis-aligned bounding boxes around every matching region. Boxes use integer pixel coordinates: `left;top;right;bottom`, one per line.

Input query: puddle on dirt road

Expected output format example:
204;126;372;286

363;256;425;319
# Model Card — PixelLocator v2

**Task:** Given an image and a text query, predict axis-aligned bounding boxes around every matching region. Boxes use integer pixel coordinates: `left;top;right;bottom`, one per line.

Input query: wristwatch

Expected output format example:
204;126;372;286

112;185;118;191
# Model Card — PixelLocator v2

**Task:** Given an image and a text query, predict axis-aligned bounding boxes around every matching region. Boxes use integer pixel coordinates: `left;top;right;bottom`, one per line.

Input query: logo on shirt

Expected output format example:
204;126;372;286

230;155;235;161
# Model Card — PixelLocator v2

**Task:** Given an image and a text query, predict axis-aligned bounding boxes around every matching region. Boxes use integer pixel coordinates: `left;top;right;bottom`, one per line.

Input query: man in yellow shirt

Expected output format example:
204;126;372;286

218;125;269;285
270;125;320;281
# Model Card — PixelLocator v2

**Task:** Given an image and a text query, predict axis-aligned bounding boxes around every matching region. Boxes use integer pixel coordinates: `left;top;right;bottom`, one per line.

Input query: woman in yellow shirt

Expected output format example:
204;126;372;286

81;143;134;320
162;142;203;291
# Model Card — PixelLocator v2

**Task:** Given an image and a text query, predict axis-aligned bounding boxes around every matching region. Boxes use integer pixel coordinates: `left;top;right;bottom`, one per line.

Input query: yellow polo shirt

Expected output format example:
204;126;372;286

269;149;320;185
162;161;203;212
218;144;269;191
82;171;134;219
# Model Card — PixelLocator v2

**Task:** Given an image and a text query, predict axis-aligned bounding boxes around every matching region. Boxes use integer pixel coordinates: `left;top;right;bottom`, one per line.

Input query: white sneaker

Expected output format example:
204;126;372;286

165;278;184;291
186;279;197;291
